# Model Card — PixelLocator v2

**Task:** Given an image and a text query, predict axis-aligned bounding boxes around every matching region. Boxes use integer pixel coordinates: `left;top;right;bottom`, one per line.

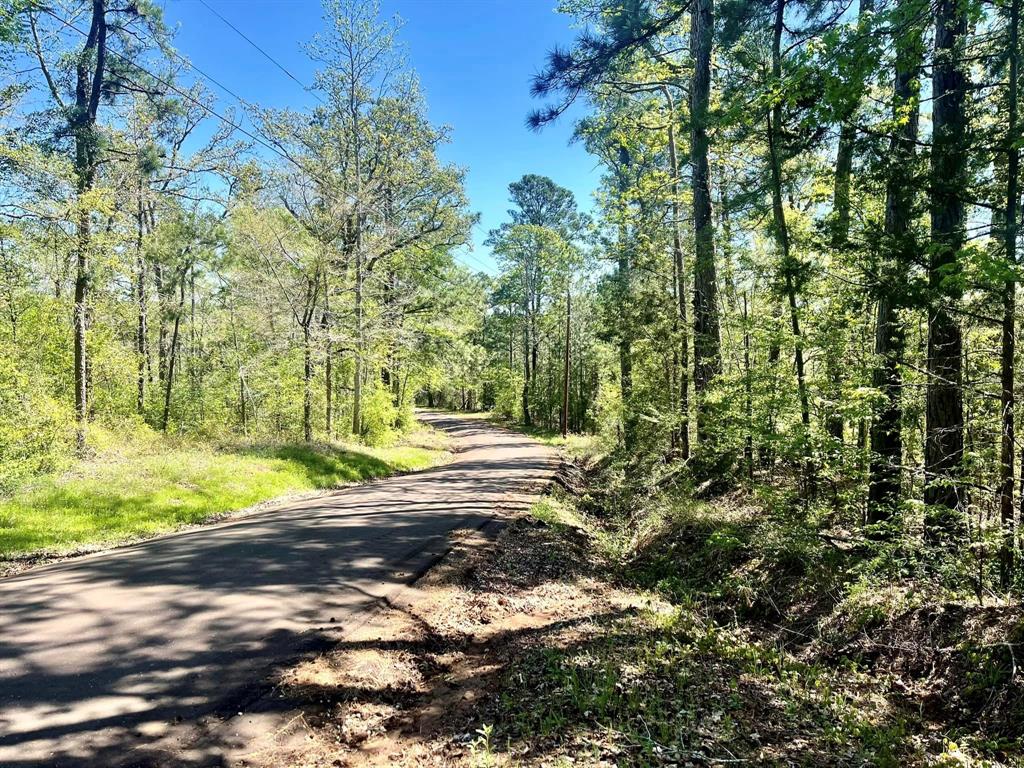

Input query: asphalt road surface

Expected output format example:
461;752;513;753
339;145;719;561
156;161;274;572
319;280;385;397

0;413;557;767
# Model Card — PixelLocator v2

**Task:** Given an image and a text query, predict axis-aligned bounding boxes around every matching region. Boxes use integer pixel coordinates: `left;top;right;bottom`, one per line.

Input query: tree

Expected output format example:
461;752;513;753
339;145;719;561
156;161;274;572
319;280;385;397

27;0;167;449
998;0;1021;584
257;0;472;440
924;0;971;540
690;0;722;436
867;0;926;524
489;224;561;426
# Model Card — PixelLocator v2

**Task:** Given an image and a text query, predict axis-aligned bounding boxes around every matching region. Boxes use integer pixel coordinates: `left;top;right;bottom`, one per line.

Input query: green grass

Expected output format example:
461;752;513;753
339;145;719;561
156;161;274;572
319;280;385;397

507;491;924;766
479;412;605;465
512;470;1024;766
0;426;449;559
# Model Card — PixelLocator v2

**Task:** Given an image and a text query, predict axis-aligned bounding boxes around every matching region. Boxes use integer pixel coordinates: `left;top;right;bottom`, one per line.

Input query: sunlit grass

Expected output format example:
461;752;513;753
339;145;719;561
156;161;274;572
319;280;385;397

482;413;605;463
0;426;449;559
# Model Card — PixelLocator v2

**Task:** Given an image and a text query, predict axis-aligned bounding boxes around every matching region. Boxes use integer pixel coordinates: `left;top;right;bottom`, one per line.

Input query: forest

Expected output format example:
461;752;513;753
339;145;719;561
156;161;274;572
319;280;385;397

1;0;1024;764
0;0;481;488
458;0;1024;596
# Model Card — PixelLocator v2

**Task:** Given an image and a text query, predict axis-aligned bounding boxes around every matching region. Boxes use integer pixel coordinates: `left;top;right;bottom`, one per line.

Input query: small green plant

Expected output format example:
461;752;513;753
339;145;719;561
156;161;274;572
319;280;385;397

469;723;497;767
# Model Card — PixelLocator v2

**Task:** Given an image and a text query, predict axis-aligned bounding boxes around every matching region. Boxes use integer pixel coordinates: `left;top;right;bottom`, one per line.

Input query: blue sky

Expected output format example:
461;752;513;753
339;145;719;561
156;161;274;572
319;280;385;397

158;0;600;273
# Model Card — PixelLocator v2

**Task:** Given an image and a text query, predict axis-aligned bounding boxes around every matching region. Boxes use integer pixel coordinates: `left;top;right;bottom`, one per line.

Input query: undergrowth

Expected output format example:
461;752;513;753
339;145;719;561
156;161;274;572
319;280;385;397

490;442;1024;767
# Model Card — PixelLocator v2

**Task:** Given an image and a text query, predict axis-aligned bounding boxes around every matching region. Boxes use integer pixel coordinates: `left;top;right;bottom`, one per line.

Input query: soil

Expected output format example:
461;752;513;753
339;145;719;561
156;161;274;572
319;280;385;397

230;517;647;768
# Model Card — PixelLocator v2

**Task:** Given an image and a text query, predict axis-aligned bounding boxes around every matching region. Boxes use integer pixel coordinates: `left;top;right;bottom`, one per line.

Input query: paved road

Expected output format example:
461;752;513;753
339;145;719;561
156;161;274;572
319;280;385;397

0;413;556;767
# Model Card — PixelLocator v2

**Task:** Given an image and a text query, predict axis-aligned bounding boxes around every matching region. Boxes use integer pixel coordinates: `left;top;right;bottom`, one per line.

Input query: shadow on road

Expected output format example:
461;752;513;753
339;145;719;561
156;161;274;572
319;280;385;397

0;413;556;767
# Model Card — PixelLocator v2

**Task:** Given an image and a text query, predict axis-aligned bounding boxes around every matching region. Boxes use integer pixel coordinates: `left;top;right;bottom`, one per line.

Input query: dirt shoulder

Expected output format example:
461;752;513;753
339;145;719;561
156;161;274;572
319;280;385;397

221;506;648;768
224;474;1024;768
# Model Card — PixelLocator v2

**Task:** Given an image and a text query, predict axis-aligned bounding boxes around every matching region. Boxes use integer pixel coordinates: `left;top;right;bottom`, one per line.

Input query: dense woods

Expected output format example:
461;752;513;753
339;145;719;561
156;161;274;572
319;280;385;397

425;0;1024;598
6;0;1024;595
0;0;479;494
4;0;1024;763
5;0;1024;598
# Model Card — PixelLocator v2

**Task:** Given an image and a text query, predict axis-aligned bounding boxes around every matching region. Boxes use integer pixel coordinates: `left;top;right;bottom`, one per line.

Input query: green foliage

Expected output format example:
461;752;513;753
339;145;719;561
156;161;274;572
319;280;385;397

360;383;400;446
487;364;523;421
0;345;72;494
505;453;1021;765
0;425;448;558
0;0;482;513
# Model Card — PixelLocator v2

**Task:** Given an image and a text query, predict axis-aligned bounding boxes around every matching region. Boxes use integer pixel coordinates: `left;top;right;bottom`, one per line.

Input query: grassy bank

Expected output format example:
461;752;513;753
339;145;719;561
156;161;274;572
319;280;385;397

490;474;1024;765
233;420;1020;766
0;425;449;562
446;419;1021;765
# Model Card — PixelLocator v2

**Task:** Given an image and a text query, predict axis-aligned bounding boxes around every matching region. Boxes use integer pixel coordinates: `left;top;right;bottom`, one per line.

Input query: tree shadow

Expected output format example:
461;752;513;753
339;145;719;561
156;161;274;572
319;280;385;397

240;442;395;486
0;413;559;767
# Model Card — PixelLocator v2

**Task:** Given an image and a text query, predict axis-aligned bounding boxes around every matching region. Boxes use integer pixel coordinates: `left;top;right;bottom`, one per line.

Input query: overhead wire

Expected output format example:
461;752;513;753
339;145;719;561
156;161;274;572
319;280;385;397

195;0;326;105
43;6;494;283
186;2;496;277
41;8;302;171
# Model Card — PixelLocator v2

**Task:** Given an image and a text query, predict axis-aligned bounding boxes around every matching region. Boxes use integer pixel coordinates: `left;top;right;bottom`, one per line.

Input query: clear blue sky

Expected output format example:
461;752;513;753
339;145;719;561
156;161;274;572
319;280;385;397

159;0;599;273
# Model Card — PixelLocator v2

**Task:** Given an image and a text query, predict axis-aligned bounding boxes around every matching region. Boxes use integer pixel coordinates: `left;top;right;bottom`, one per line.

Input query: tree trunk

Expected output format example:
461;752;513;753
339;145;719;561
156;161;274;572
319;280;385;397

531;288;540;414
508;299;515;371
522;271;532;426
239;372;248;436
822;118;854;445
829;0;877;245
867;2;923;523
924;0;968;538
1000;0;1020;586
617;145;635;449
73;206;90;449
825;0;875;445
70;0;107;450
561;289;570;437
135;188;147;416
155;263;168;384
689;0;722;437
303;322;313;443
827;123;853;438
743;292;754;480
322;274;333;440
352;245;363;437
767;0;812;480
664;91;691;458
160;272;185;432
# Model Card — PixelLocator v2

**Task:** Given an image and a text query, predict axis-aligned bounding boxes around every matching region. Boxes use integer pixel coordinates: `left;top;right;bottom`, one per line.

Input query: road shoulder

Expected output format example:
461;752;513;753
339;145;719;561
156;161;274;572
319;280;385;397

205;504;634;768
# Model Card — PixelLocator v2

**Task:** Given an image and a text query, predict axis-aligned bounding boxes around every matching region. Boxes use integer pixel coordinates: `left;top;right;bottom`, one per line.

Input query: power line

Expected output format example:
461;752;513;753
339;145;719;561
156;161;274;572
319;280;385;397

41;8;302;171
452;247;495;274
180;5;495;279
195;0;325;105
43;7;489;284
183;8;493;279
166;8;490;279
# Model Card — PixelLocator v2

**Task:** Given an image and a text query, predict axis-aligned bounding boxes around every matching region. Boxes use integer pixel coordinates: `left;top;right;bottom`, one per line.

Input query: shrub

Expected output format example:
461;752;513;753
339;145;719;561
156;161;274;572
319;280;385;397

360;383;399;446
0;350;72;494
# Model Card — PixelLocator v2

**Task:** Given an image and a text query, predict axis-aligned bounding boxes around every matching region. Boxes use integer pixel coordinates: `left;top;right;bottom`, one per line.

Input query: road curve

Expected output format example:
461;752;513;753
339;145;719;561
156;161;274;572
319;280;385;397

0;413;557;767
